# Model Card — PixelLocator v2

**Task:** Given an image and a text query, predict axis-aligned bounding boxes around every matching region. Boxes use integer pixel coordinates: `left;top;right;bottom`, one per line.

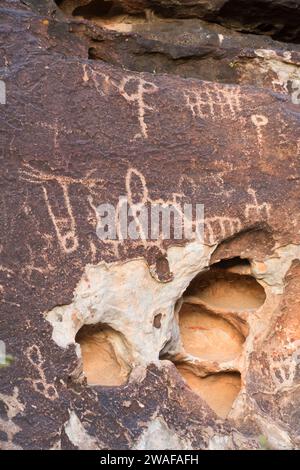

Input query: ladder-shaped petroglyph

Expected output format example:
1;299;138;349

185;84;242;121
119;77;158;139
25;345;58;401
19;163;103;254
203;216;242;245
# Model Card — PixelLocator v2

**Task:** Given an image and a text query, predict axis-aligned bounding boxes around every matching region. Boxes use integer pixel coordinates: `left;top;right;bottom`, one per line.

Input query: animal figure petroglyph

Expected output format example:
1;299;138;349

119;77;158;139
245;188;270;221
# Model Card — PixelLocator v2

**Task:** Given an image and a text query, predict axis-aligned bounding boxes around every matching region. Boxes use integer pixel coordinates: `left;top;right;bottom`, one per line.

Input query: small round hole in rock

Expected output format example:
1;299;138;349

75;323;131;386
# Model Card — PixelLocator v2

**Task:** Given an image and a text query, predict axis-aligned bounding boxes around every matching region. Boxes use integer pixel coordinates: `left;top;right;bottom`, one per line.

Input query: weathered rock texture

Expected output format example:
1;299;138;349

0;0;300;450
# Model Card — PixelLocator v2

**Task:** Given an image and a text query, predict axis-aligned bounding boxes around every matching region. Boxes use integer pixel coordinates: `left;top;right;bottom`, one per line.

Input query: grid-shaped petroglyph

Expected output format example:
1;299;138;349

185;84;242;121
203;216;242;245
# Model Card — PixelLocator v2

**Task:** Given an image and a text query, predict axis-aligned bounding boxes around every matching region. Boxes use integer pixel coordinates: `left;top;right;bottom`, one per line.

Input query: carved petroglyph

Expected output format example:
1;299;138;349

119;77;158;139
20;159;272;258
269;353;298;393
89;167;186;256
19;163;103;254
203;217;242;245
22;242;55;280
40;119;72;152
0;265;13;275
25;345;58;400
90;168;272;250
251;114;269;155
82;65;158;139
245;188;270;221
0;257;18;306
42;184;78;254
82;64;89;83
267;339;300;394
185;84;241;121
84;66;112;96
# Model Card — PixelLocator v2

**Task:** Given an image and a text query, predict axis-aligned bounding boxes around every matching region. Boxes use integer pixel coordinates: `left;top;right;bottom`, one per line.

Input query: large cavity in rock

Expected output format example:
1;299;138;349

75;323;131;386
179;303;244;362
172;257;266;418
177;367;242;419
184;260;266;312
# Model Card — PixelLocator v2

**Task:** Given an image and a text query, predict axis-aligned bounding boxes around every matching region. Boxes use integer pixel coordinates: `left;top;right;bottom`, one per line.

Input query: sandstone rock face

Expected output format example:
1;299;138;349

0;0;300;450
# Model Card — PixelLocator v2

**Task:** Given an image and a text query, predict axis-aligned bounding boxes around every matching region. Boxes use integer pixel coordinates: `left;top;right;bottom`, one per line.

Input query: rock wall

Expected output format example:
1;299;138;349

0;0;299;450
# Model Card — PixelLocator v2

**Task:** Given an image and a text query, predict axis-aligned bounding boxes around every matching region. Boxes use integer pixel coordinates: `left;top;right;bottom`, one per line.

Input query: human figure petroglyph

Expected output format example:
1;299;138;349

119;77;158;139
25;345;58;400
22;242;55;280
185;84;242;121
20;162;272;257
251;114;268;155
40;119;72;153
42;184;79;254
19;163;103;254
91;168;273;250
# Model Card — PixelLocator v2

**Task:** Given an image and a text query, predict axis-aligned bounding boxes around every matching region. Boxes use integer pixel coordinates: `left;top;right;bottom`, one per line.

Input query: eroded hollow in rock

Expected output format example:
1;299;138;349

72;0;123;19
57;0;148;32
215;0;300;43
179;303;244;362
171;257;265;417
184;258;266;312
177;367;241;419
75;323;131;386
